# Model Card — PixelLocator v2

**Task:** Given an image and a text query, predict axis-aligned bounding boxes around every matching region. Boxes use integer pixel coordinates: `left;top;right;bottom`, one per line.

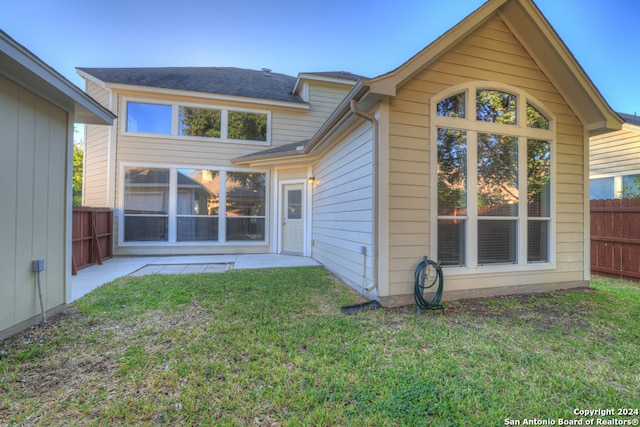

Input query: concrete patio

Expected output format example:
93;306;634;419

70;254;321;302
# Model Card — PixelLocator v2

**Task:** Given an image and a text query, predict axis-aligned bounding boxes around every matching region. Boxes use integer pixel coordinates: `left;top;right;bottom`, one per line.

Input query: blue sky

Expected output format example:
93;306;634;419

2;0;639;115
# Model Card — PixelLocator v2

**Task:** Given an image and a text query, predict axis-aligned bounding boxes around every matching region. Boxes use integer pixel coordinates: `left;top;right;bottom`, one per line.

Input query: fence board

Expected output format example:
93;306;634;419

591;199;640;281
72;207;113;274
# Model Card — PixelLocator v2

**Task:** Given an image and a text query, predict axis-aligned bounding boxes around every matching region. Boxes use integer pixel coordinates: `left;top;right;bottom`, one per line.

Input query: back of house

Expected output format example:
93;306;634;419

79;0;623;306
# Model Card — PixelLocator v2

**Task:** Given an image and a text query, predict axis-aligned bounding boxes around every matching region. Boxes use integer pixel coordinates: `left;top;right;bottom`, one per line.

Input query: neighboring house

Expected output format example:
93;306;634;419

590;113;640;199
0;31;114;340
79;0;622;307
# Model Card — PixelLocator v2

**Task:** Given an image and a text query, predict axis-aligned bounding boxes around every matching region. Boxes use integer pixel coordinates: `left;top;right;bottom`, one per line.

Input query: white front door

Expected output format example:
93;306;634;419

282;184;304;254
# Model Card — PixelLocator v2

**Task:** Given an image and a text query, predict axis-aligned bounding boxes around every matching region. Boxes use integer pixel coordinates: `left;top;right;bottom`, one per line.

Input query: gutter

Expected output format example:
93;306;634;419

349;99;379;293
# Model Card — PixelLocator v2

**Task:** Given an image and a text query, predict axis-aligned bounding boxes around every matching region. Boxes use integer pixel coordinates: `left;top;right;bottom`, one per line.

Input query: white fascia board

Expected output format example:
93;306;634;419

104;83;310;111
236;154;320;169
622;122;640;134
293;73;358;94
76;69;109;89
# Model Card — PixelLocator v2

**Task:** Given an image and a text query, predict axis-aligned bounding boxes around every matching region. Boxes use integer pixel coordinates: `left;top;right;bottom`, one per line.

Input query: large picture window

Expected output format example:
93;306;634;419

123;166;266;244
126;101;269;143
434;84;553;268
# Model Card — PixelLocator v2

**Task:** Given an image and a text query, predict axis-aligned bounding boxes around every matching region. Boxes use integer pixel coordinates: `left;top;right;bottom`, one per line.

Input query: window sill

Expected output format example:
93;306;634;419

119;241;268;247
441;262;556;276
122;131;271;146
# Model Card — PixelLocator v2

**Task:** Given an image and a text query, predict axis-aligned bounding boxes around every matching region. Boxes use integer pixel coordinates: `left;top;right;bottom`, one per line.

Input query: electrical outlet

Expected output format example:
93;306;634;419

32;260;45;272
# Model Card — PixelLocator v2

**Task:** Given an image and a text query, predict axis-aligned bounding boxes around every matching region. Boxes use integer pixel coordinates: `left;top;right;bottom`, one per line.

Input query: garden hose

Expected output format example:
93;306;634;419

414;256;444;311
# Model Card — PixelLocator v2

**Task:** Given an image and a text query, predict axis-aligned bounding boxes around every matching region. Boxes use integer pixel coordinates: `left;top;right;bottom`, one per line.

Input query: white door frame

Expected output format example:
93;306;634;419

277;178;311;256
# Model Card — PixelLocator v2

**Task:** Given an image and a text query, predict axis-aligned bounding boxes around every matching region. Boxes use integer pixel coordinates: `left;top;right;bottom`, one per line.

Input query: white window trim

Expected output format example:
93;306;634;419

121;97;272;146
119;162;269;246
430;82;557;275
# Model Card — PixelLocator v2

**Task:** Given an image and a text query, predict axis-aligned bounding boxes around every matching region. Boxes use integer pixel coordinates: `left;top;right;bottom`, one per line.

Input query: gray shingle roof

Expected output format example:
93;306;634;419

234;140;311;161
77;67;305;104
619;112;640;127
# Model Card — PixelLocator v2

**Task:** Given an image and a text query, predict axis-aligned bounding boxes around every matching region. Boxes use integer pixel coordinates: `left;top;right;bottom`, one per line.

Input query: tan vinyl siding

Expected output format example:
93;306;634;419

590;129;640;176
83;81;111;207
111;92;277;255
312;122;374;289
83;124;110;206
102;82;351;255
385;15;586;300
272;81;351;143
277;167;307;181
112;131;274;255
86;80;110;107
0;75;68;339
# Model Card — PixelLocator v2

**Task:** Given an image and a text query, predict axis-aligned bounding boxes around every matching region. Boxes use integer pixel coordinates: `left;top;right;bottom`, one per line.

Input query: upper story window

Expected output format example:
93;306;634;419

527;103;550;129
438;90;551;130
179;107;221;138
433;83;554;270
437;93;466;118
125;101;270;144
475;90;517;125
228;111;268;142
127;102;172;134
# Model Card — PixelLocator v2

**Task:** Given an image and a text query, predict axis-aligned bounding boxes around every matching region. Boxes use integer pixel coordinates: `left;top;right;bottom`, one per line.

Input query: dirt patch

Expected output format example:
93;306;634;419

1;307;83;351
0;303;221;424
440;287;598;330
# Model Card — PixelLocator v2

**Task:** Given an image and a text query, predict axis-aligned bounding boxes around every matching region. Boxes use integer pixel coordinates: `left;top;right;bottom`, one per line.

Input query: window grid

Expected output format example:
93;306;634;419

433;84;554;269
124;100;270;144
122;166;267;245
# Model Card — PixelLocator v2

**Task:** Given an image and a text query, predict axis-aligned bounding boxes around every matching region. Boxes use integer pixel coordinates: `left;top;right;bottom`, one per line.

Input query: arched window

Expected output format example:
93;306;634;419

432;83;554;269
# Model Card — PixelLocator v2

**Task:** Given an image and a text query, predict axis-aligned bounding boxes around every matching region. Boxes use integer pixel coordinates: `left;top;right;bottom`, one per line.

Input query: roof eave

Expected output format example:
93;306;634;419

498;0;622;135
293;72;359;95
0;31;114;125
232;150;320;168
83;79;310;111
367;0;622;134
369;0;508;96
233;79;377;166
622;123;640;134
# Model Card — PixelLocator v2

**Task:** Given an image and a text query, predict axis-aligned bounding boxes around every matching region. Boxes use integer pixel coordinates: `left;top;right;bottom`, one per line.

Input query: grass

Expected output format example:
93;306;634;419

1;267;639;426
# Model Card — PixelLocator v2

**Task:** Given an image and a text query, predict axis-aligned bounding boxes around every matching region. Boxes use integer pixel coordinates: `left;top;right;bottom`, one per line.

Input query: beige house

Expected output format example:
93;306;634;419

0;31;114;339
80;0;621;307
590;113;640;199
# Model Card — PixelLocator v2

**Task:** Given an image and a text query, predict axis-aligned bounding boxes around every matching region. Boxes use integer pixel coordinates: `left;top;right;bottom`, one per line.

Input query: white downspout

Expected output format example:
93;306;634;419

350;99;379;292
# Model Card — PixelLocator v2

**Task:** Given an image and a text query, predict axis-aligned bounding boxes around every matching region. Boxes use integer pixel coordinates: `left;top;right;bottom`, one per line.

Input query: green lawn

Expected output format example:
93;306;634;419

1;267;639;426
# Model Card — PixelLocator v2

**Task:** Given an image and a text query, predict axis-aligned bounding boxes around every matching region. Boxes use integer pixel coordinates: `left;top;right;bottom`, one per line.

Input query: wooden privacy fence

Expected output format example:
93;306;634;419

72;207;113;274
591;198;640;281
